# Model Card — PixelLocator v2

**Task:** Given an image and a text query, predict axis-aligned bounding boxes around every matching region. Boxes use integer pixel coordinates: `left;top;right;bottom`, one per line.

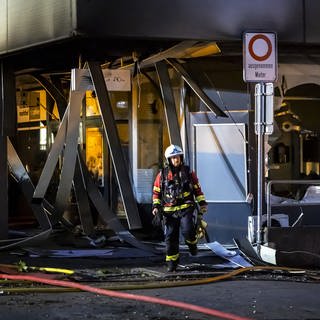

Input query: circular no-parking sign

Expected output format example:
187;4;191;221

243;32;277;82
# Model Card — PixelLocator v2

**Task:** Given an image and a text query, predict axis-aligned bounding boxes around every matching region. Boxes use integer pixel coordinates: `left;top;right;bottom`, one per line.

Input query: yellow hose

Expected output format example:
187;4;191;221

0;265;307;294
0;262;74;275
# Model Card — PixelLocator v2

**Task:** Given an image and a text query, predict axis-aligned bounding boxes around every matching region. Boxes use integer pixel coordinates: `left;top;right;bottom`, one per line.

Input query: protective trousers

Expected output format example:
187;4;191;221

164;206;197;262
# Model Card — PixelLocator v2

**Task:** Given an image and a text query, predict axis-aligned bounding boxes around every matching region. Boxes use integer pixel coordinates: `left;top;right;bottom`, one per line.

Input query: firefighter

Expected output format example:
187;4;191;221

152;144;208;272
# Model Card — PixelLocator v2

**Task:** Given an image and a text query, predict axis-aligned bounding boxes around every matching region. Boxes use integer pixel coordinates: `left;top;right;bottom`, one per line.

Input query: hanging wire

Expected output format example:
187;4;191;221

203;72;256;201
204;71;250;144
137;62;142;108
132;52;142;108
40;103;59;121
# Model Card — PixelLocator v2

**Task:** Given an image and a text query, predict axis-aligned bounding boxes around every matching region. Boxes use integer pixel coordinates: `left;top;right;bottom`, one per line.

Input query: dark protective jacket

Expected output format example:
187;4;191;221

152;165;207;213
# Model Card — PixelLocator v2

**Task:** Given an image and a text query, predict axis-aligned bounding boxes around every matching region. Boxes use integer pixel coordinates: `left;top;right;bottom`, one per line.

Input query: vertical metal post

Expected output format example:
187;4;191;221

256;122;264;247
0;60;15;239
254;83;274;248
0;135;8;239
131;80;138;198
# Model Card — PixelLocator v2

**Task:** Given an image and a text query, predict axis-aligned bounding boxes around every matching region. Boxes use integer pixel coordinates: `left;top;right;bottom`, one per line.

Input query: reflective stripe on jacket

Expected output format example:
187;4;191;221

152;165;207;212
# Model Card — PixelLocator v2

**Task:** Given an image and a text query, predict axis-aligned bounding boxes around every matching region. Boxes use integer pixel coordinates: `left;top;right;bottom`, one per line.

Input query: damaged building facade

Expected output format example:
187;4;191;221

1;0;320;265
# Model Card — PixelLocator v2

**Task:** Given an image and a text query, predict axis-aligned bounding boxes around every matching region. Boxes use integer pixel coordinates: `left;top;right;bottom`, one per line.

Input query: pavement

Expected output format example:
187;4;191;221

0;228;319;320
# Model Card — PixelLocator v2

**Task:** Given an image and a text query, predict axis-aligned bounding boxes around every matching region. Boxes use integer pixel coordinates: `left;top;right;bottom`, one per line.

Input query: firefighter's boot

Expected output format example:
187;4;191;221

167;260;178;272
188;243;198;256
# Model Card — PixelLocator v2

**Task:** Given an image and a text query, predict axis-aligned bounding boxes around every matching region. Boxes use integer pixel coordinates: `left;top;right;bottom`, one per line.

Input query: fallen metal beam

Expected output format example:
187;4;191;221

78;152;158;254
88;61;142;229
2;138;52;250
32;90;95;234
73;155;95;236
7;138;51;230
121;40;200;70
32;73;68;117
166;58;228;118
155;61;182;146
33;108;68;201
54;91;84;221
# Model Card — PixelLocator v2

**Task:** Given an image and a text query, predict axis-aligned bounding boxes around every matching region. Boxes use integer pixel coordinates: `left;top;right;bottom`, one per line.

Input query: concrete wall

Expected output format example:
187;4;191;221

1;0;320;56
0;0;75;55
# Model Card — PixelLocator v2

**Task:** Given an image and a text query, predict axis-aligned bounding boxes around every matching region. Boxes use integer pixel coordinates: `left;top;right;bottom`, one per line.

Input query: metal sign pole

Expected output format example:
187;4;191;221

255;83;264;247
243;31;277;251
255;83;274;249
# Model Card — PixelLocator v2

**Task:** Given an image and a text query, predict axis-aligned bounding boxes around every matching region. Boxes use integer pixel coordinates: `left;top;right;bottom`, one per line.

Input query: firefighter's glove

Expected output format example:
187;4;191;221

152;209;163;228
199;205;207;214
196;217;208;240
152;207;159;216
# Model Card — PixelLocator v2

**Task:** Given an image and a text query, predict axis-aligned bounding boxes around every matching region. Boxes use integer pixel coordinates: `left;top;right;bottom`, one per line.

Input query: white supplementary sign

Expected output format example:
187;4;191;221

102;69;131;91
243;32;277;82
71;69;131;91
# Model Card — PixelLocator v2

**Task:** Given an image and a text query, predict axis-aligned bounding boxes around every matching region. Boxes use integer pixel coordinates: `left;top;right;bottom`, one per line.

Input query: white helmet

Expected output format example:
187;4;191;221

164;144;184;160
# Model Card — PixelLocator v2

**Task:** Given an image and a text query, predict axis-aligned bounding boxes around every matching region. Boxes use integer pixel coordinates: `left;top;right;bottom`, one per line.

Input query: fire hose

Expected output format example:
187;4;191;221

0;272;252;320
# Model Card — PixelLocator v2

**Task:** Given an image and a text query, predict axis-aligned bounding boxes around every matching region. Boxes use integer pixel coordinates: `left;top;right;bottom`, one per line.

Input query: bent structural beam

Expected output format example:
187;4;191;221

155;61;182;147
167;59;228;118
88;61;142;230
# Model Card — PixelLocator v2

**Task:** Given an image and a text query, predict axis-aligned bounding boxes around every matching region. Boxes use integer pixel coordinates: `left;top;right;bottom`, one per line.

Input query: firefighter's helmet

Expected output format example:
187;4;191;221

164;144;184;160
